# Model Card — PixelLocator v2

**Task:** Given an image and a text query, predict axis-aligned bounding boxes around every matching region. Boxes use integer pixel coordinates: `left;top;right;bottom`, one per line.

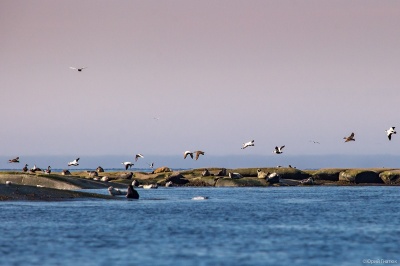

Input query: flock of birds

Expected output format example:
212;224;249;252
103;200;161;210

6;126;396;172
6;66;399;172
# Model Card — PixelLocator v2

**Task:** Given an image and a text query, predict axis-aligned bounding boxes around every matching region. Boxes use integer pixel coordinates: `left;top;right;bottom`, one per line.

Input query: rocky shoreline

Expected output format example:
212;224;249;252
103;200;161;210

0;167;399;201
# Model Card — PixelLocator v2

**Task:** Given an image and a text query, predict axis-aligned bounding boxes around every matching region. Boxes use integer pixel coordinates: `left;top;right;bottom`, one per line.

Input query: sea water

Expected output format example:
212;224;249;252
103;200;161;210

0;186;399;266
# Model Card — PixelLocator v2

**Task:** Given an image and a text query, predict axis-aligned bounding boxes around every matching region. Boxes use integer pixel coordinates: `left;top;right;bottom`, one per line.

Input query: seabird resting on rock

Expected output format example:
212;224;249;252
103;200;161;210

385;127;396;141
22;164;28;172
8;157;19;163
44;166;51;174
184;151;194;159
241;140;254;149
122;162;134;170
273;146;285;154
68;158;80;166
344;132;355;142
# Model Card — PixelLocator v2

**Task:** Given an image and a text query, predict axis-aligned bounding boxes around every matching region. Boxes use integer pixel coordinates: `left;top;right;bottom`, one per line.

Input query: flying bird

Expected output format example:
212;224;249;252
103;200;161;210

147;162;154;169
194;151;205;160
344;133;355;142
135;154;144;162
8;157;19;163
241;140;255;149
385;127;396;141
68;158;80;166
122;162;134;170
273;146;285;154
184;151;194;159
69;66;87;72
310;140;320;144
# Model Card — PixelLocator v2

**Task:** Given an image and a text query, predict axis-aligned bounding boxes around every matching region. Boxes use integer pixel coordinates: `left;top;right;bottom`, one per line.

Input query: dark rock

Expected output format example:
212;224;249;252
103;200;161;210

166;172;189;185
215;168;226;176
202;169;210;177
61;170;71;175
339;170;383;184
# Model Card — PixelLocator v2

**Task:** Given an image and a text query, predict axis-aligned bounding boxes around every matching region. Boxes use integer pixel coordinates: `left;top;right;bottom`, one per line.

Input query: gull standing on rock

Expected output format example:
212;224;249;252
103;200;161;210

122;162;134;170
273;146;285;154
241;140;255;149
343;132;355;142
68;158;80;166
385;127;396;141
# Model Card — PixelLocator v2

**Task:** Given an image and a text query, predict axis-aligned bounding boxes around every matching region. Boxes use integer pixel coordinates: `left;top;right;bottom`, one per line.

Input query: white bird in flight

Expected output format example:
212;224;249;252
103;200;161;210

68;158;80;166
122;162;134;170
273;146;285;154
385;127;396;141
241;140;255;149
69;67;87;72
135;154;144;162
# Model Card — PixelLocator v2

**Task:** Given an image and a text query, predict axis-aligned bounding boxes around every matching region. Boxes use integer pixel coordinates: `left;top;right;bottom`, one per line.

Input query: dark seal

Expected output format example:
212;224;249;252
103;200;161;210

126;184;139;199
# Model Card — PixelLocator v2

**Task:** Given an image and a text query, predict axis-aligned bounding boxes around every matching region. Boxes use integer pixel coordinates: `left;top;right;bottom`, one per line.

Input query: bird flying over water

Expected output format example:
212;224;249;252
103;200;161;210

68;158;80;166
343;132;355;142
385;127;396;141
241;140;255;149
135;154;144;162
8;157;19;163
122;162;134;170
273;146;285;154
147;162;154;169
184;151;194;159
69;66;87;72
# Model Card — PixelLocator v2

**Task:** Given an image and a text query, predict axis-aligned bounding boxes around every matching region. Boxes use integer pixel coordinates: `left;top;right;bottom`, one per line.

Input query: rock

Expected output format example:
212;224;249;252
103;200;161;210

120;172;133;179
202;169;210;177
101;176;109;182
215;168;226;176
257;169;269;179
154;167;172;174
61;170;71;175
379;170;400;184
339;170;383;184
312;169;344;181
96;166;104;172
228;172;243;179
166;172;189;185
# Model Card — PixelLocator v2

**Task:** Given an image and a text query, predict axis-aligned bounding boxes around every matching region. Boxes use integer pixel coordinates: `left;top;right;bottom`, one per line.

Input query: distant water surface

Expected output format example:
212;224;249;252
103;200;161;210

1;187;399;266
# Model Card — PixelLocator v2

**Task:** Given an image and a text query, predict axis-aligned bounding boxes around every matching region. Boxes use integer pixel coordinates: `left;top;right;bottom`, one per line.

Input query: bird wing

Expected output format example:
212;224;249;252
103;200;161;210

350;133;354;138
388;134;392;141
69;67;77;70
195;151;204;160
280;146;285;151
184;151;190;159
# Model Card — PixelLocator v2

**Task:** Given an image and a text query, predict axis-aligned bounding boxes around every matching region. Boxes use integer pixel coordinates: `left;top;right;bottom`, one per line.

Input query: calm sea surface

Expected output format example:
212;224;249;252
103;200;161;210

1;186;399;266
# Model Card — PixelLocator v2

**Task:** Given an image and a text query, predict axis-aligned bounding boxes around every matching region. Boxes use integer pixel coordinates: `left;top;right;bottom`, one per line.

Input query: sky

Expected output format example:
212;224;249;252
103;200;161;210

1;1;400;169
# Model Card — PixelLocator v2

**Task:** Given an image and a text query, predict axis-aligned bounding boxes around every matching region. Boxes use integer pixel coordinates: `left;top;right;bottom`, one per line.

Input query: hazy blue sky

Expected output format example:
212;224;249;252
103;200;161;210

1;1;400;169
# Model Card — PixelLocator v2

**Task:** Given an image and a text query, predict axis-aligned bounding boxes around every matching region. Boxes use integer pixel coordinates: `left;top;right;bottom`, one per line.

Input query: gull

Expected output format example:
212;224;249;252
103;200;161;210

122;162;134;170
8;156;19;163
69;66;87;72
147;162;154;169
310;140;320;144
273;146;285;154
184;151;194;159
385;127;396;141
241;140;254;149
135;154;144;162
343;132;355;142
68;158;80;166
194;151;205;160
